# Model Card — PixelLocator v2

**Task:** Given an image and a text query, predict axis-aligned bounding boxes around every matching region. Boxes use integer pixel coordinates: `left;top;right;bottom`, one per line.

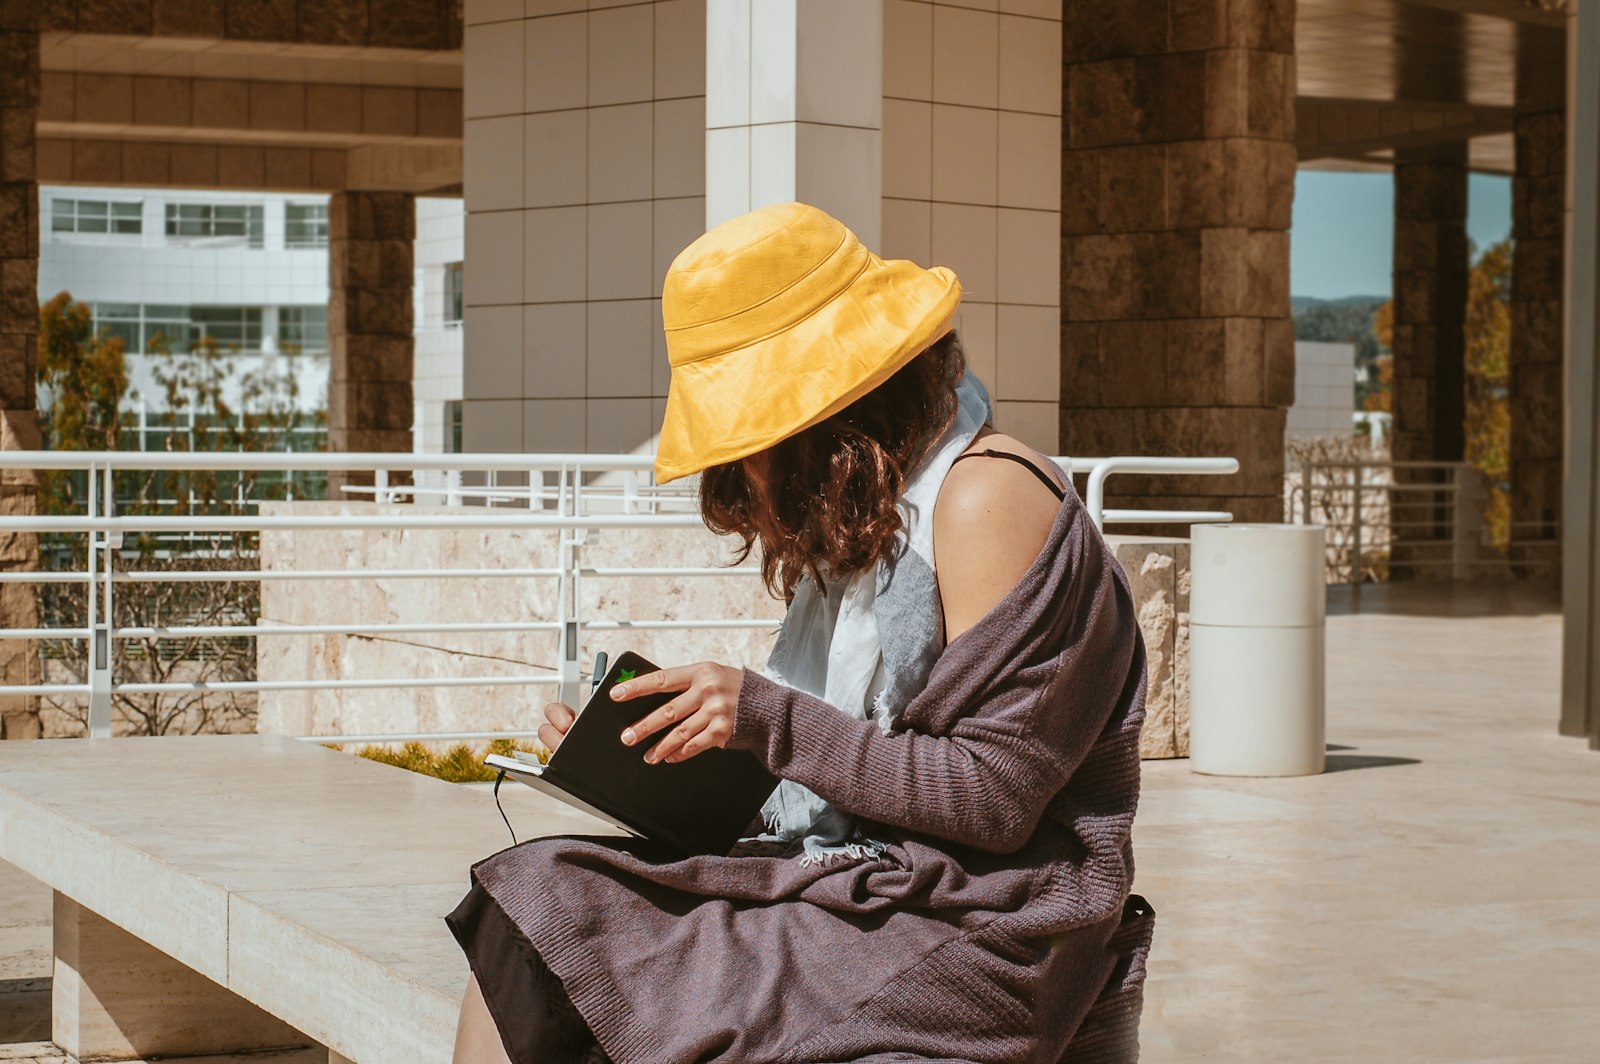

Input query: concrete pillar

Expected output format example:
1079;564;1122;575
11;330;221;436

1390;145;1469;576
1510;110;1565;576
0;2;40;740
1562;0;1599;745
53;893;321;1062
327;190;414;494
1060;0;1298;525
704;0;883;247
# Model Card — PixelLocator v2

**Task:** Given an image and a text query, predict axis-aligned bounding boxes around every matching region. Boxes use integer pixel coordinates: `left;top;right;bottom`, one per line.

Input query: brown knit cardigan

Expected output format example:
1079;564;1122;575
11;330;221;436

470;472;1155;1063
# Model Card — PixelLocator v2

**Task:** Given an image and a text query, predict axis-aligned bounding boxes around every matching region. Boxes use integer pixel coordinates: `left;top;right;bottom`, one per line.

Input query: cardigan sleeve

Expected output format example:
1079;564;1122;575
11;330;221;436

727;482;1142;855
729;669;1079;854
727;537;1140;857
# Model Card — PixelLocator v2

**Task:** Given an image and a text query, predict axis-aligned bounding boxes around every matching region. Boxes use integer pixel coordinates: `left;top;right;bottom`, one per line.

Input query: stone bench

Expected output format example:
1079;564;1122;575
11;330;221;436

0;734;613;1064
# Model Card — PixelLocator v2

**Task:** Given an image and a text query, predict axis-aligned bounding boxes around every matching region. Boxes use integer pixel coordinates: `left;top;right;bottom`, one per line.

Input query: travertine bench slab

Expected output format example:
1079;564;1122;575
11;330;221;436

0;734;608;1064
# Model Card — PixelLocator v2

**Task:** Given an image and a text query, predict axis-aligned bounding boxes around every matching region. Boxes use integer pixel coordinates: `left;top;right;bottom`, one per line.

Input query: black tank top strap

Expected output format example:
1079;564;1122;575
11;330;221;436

950;448;1066;500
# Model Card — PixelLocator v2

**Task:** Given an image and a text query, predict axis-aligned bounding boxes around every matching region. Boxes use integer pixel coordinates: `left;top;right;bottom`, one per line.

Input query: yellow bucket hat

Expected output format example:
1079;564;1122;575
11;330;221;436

655;202;962;483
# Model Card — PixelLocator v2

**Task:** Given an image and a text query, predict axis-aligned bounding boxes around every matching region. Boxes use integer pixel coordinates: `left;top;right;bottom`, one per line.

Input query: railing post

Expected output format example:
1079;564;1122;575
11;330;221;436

1452;463;1483;581
446;468;462;507
1085;461;1108;530
556;532;582;709
86;461;112;739
1350;464;1364;584
1300;456;1311;525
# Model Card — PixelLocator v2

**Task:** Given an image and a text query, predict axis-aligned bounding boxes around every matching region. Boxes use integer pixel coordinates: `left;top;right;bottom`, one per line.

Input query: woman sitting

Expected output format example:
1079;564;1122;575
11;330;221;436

449;201;1155;1064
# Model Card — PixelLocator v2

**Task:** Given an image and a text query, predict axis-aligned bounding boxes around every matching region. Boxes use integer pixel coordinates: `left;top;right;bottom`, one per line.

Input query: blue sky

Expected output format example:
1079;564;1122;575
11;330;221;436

1289;170;1513;302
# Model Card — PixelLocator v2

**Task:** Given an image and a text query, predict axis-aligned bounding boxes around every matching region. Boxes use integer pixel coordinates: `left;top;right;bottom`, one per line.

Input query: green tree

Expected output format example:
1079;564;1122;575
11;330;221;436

35;293;325;736
36;293;127;514
1464;239;1512;550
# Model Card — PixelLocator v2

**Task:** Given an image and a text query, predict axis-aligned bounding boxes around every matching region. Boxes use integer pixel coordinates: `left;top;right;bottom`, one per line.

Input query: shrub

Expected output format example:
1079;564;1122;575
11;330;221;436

353;738;548;783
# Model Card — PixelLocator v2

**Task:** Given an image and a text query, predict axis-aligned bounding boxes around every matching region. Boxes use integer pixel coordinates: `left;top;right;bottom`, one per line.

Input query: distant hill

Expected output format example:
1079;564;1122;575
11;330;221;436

1292;295;1387;409
1292;296;1385;347
1290;294;1388;315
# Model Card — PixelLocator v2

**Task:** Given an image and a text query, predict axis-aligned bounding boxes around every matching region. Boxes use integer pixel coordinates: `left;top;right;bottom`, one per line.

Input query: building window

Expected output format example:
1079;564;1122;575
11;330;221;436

52;199;142;235
279;306;328;355
285;203;328;248
188;307;263;352
165;203;265;248
444;262;464;326
93;304;272;356
447;400;463;453
91;303;189;355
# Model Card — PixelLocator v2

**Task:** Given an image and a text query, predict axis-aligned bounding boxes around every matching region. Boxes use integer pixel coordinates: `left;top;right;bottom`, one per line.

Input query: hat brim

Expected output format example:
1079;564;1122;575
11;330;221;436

654;261;961;483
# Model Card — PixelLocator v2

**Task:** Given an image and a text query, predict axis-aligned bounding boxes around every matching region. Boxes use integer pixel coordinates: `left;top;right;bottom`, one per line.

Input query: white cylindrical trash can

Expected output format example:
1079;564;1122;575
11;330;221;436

1189;523;1327;776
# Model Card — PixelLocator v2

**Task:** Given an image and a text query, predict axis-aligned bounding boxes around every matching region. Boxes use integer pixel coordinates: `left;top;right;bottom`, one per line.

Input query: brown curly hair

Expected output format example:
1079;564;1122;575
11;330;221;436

699;330;968;601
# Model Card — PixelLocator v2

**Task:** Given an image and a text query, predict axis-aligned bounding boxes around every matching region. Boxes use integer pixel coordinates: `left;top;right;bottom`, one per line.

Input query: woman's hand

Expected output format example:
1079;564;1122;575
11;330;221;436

612;662;745;764
537;701;576;753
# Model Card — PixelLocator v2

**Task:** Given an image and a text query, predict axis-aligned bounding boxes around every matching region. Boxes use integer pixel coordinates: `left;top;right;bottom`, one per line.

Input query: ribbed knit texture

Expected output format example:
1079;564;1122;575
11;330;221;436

469;472;1154;1063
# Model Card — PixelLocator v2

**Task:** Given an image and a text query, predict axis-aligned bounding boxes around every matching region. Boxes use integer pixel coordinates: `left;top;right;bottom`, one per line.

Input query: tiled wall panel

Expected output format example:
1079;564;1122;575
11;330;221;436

463;0;707;456
882;0;1061;454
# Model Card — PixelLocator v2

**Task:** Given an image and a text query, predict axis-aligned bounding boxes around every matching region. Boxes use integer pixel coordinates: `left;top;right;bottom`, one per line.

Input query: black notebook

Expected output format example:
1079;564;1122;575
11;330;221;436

486;652;779;857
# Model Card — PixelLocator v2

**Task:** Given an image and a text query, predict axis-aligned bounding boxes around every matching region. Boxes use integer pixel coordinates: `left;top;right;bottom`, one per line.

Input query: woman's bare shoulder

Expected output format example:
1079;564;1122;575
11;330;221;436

933;433;1065;643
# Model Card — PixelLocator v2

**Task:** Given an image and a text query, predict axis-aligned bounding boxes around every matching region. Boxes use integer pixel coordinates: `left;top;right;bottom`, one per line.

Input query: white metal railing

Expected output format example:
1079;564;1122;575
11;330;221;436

0;450;1238;742
1287;457;1553;584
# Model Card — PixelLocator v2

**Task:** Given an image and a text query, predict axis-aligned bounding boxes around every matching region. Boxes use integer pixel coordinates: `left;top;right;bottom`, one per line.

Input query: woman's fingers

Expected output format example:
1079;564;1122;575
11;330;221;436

609;665;696;702
617;662;743;763
538;703;576;751
620;691;695;747
543;702;576;731
537;721;567;752
644;712;712;765
661;714;734;764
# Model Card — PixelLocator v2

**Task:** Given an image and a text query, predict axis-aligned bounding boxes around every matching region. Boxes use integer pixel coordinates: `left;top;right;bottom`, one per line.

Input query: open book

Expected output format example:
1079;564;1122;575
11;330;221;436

486;652;779;857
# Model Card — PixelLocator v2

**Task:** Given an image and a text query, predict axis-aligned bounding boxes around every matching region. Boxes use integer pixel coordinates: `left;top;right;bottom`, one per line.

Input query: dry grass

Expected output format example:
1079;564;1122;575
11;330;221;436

346;738;549;783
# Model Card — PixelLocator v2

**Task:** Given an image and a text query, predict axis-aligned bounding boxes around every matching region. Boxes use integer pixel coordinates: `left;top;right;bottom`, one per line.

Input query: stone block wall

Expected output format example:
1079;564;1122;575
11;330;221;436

1391;147;1468;468
1390;146;1468;578
1511;110;1565;568
0;3;39;740
256;504;1195;758
1109;535;1191;759
1060;0;1298;528
254;502;786;740
328;190;416;490
36;0;463;49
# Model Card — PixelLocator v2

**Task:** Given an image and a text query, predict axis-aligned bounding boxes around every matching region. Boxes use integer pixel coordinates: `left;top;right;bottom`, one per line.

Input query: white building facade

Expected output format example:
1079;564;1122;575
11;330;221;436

37;186;466;454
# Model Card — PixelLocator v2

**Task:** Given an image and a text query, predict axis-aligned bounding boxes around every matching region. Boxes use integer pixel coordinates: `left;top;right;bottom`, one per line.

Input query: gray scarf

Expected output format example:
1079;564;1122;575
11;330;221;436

752;372;993;863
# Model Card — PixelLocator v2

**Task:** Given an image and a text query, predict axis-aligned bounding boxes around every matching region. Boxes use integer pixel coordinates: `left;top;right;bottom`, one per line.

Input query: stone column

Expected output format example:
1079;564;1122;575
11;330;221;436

1390;145;1469;576
327;190;414;496
0;2;40;739
1561;0;1599;745
1510;110;1565;576
54;893;321;1063
1060;1;1298;527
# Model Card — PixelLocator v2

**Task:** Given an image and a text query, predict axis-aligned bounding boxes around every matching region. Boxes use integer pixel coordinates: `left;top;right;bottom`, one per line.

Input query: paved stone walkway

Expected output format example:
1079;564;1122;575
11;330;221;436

0;1044;60;1064
1138;580;1598;1062
1;580;1594;1062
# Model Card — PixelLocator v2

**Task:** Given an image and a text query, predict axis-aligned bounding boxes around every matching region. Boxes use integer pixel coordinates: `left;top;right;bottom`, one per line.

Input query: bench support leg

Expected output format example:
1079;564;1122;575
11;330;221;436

52;893;324;1063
